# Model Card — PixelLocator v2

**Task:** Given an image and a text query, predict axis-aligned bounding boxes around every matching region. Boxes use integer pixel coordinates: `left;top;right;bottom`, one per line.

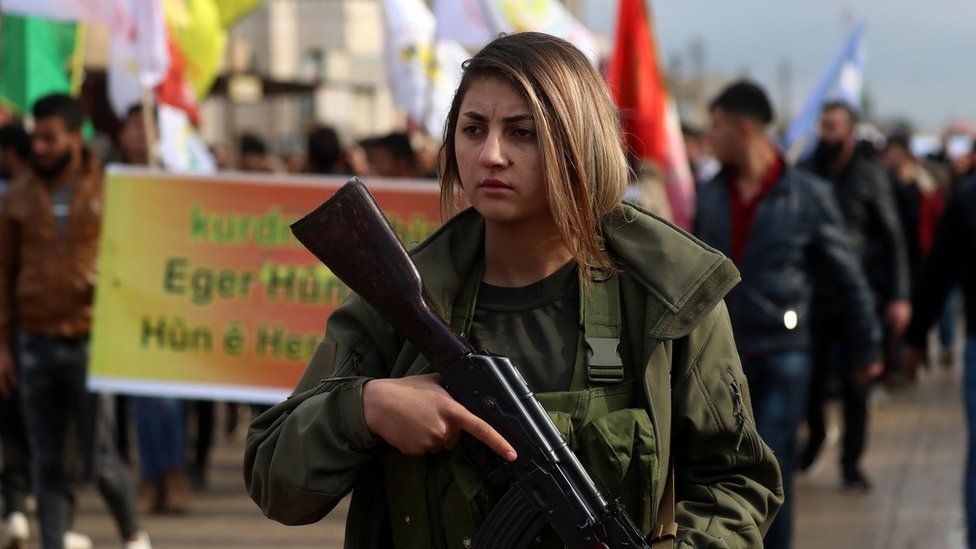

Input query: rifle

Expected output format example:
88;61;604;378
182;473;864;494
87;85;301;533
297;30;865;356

292;179;663;549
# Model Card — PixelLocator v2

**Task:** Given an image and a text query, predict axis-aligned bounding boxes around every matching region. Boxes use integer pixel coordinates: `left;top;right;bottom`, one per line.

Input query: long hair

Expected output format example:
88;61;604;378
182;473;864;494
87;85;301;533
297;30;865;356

439;32;629;281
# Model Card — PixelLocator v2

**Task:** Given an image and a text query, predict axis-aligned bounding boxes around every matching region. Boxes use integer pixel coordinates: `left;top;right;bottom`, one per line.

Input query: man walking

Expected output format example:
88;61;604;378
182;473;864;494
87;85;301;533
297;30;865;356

0;122;32;549
800;102;911;489
903;177;976;548
0;94;150;549
696;81;882;549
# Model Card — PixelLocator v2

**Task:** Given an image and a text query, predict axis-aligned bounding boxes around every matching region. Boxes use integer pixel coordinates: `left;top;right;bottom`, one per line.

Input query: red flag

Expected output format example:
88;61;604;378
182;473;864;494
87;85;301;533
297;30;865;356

155;34;200;126
606;0;695;229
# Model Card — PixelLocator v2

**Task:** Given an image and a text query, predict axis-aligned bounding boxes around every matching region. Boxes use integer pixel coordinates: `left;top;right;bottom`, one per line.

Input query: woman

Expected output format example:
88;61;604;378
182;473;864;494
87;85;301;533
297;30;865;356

245;33;782;548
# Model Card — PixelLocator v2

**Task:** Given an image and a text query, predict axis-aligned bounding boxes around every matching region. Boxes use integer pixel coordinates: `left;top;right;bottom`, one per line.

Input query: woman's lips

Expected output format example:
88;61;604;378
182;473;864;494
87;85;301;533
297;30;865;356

479;179;514;195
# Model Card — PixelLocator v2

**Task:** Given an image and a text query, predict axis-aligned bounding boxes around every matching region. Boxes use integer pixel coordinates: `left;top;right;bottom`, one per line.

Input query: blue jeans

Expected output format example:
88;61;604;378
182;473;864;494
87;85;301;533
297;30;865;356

940;287;963;350
18;334;139;549
741;350;812;549
130;397;186;484
964;337;976;549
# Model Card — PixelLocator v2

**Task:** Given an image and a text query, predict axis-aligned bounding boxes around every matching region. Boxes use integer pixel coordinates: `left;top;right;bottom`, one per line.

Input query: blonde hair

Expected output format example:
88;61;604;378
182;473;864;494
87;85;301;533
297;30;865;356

439;32;629;281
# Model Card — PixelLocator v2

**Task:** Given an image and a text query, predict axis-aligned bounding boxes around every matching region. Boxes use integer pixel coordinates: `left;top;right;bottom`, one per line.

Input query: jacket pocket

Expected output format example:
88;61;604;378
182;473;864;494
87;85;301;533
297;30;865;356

576;408;657;533
720;369;763;465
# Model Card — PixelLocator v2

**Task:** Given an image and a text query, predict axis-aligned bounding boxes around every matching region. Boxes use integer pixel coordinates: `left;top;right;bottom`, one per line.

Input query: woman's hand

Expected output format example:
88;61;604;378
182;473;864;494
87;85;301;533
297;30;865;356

362;373;517;461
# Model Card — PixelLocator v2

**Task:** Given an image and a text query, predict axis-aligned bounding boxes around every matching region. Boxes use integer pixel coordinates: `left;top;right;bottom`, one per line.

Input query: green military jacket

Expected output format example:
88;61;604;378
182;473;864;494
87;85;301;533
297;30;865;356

244;202;783;548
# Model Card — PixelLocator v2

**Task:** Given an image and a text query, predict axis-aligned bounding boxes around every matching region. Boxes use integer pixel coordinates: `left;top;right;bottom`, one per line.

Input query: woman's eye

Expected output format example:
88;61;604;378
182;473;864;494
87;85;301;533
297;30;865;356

461;125;483;135
513;127;536;139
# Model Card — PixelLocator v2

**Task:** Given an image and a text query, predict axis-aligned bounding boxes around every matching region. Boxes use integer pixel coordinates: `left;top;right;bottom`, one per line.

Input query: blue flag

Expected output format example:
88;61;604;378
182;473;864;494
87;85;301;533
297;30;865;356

785;22;866;161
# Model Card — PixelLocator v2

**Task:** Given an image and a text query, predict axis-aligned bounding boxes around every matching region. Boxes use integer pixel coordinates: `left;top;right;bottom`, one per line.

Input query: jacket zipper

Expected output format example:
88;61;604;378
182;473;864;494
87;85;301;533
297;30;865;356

729;379;748;452
723;370;760;462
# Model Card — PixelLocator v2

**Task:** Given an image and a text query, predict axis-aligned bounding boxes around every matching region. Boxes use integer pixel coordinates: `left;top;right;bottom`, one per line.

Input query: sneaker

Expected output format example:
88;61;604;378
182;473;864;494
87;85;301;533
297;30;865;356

0;511;29;549
842;466;873;492
64;531;93;549
123;531;152;549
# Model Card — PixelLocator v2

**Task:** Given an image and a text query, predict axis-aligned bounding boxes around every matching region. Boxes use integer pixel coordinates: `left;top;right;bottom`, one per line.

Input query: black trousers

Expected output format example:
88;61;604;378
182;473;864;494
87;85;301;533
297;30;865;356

806;321;872;472
0;369;30;517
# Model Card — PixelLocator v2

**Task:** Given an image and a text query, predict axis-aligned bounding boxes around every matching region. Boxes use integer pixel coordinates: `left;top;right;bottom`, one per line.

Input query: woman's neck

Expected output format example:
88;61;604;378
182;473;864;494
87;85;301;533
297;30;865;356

482;216;573;288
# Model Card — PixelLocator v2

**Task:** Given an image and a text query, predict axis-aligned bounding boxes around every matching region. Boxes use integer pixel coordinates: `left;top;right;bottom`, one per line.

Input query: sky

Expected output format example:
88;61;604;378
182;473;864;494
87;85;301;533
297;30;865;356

582;0;976;132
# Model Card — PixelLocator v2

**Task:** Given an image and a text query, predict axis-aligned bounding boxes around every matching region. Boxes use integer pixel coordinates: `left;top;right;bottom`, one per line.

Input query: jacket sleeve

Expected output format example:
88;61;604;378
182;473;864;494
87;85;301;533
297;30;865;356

672;301;784;548
808;183;882;366
868;166;911;302
243;292;398;525
904;186;971;347
0;190;19;343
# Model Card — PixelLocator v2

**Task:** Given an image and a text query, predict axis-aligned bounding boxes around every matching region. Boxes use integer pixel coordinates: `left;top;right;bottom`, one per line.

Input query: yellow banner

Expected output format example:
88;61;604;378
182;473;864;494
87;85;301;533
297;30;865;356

89;168;441;403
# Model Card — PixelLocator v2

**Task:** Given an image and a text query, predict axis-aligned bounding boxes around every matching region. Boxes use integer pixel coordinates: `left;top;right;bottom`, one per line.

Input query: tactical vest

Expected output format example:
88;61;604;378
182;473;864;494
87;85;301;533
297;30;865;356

381;265;659;548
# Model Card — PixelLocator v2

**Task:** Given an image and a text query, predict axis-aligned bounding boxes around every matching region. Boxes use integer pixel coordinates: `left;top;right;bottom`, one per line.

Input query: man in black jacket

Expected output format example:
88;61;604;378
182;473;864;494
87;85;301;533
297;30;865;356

800;102;911;489
696;81;882;549
903;178;976;548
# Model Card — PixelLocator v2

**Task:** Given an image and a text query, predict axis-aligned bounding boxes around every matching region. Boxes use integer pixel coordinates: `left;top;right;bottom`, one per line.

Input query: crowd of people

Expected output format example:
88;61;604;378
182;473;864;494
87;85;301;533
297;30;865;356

209;126;438;179
688;81;975;548
0;93;444;549
0;62;972;549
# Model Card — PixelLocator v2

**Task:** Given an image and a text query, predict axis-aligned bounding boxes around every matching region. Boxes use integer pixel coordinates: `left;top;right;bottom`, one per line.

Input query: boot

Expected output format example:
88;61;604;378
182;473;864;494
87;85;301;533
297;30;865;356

137;479;162;514
162;469;191;513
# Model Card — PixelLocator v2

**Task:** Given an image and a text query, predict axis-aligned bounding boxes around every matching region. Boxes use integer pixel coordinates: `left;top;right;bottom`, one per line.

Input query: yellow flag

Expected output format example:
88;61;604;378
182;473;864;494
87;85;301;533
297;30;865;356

162;0;262;100
215;0;262;27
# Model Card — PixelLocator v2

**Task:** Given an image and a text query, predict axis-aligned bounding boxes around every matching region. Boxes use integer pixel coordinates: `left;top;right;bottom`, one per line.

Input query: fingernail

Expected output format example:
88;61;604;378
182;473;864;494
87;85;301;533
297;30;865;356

505;451;517;461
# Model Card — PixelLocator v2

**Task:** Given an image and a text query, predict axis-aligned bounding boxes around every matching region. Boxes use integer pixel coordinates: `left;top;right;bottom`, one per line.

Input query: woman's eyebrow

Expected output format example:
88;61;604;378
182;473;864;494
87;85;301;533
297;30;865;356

462;111;487;122
461;112;534;123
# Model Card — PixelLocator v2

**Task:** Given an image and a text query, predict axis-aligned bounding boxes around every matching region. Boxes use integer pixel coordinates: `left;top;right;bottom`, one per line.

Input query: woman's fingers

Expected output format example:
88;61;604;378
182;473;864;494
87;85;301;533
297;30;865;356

448;402;517;461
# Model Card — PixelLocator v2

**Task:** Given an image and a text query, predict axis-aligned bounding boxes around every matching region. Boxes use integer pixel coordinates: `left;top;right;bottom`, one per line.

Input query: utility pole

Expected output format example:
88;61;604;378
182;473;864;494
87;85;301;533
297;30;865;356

777;59;794;125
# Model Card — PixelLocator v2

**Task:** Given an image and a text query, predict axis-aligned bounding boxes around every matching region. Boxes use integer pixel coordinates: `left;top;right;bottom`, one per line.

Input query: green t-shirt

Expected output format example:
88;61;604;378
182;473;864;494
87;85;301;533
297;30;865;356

468;260;580;393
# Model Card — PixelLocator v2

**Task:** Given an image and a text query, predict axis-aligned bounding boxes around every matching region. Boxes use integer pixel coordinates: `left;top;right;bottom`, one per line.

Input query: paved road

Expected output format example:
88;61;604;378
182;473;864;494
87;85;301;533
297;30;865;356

29;367;967;548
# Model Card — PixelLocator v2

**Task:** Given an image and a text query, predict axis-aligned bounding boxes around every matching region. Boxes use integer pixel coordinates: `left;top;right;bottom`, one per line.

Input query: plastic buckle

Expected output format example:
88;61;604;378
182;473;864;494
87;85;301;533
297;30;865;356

586;337;624;383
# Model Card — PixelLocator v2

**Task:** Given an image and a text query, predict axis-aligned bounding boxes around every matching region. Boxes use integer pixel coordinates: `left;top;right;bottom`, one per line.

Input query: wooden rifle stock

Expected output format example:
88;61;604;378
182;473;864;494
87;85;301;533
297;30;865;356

290;178;472;371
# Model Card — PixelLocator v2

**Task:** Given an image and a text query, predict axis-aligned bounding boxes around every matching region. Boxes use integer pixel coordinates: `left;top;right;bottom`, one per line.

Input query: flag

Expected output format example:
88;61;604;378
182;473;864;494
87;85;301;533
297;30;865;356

605;0;694;229
0;15;78;112
432;0;495;50
382;0;468;138
163;0;261;101
157;104;216;173
156;34;201;124
785;22;866;162
107;0;170;117
214;0;262;27
434;0;599;64
2;0;102;22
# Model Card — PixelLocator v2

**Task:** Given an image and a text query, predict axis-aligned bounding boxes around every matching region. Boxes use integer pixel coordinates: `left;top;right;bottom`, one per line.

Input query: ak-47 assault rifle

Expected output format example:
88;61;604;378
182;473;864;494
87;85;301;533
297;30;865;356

291;179;673;549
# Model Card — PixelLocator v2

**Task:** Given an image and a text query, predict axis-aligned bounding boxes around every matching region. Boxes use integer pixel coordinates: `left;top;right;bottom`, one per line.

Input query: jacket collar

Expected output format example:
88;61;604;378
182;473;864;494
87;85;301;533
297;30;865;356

409;203;739;341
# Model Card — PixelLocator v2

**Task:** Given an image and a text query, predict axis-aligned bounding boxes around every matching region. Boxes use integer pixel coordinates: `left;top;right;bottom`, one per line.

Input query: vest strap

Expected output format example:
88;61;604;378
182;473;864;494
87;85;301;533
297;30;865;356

583;270;624;384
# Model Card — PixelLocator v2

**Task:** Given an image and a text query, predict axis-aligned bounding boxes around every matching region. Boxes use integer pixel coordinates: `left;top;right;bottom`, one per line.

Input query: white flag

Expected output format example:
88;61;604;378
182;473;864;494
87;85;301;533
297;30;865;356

433;0;599;64
108;0;170;117
382;0;468;138
157;104;216;173
0;0;129;27
432;0;495;50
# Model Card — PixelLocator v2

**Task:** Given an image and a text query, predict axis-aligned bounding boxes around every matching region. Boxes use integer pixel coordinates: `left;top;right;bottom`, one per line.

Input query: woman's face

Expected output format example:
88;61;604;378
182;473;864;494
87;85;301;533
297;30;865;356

454;76;547;227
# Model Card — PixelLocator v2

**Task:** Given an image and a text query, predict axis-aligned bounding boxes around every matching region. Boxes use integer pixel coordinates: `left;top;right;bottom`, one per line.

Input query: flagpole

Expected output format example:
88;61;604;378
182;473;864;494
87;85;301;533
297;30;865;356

141;86;160;168
69;22;86;96
419;27;437;138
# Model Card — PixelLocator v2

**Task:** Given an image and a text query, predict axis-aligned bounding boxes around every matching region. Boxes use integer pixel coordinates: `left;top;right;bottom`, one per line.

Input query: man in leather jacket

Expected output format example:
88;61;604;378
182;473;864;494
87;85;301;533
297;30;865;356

800;101;911;490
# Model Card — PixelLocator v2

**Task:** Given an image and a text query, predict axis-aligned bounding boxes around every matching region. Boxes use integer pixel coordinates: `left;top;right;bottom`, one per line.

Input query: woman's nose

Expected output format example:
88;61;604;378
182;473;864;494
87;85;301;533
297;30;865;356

479;133;507;169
